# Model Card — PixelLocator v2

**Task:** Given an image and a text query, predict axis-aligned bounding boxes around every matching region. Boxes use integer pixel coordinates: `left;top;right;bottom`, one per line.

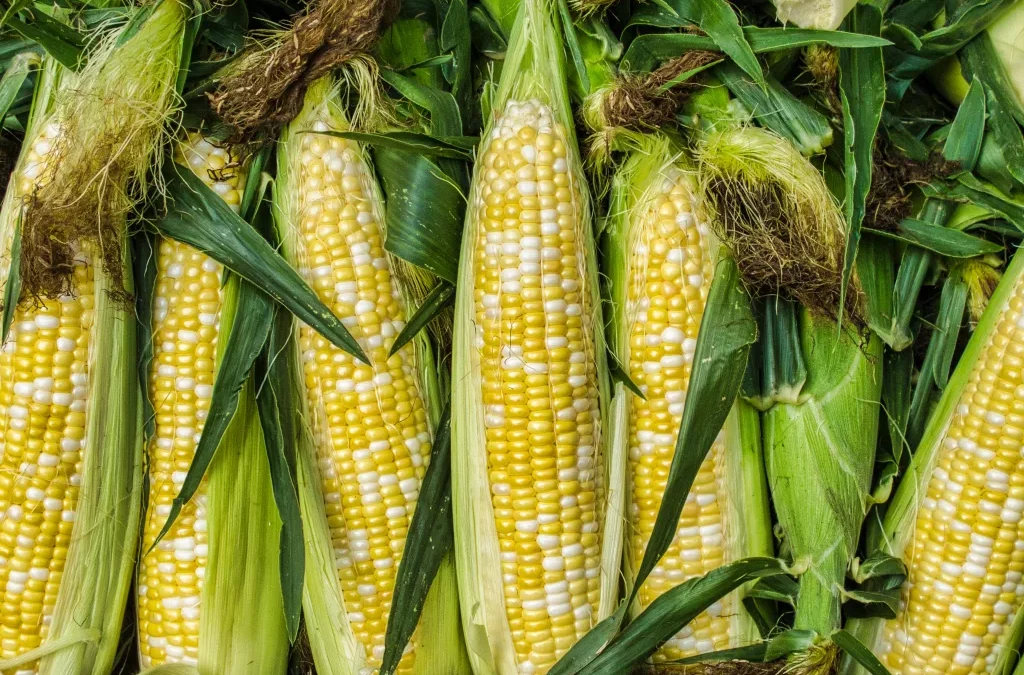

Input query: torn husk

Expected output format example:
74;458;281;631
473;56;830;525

697;125;859;321
210;0;397;138
584;51;720;154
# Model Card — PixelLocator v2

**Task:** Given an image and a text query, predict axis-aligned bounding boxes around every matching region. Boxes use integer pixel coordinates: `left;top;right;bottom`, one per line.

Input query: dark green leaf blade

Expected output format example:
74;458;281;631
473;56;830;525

376;148;464;284
0;52;36;123
832;629;894;675
256;317;304;643
381;405;456;675
573;558;788;675
838;4;885;322
943;78;986;171
626;256;756;613
390;280;455;357
868;218;1003;257
153;163;368;363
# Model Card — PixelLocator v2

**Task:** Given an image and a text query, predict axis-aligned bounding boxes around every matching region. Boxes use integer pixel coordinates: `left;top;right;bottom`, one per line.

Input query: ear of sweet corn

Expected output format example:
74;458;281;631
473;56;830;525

603;134;772;663
275;75;465;675
451;0;619;672
763;311;882;662
136;134;289;675
0;4;186;672
844;246;1024;675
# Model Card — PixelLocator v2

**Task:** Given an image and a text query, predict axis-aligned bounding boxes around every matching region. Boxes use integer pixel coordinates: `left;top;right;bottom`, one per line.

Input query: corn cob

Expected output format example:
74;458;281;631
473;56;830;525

137;135;240;670
452;1;618;672
844;248;1024;675
138;132;290;675
604;137;771;663
0;4;185;672
276;76;464;675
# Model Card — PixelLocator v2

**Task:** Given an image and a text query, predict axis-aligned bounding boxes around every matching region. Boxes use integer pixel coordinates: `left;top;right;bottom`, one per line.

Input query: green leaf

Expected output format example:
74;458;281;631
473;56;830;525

838;4;885;324
853;552;908;584
389;280;455;357
675;0;762;83
381;405;455;675
764;629;818;661
948;175;1024;229
4;7;83;70
867;218;1003;258
1;215;22;344
0;51;36;123
842;589;901;619
380;70;463;137
832;629;894;675
882;347;913;466
318;130;475;159
717;62;832;155
152;277;273;552
547;605;628;675
932;267;968;390
255;321;304;643
153;163;368;362
375;148;464;284
570;559;789;675
557;0;589;94
608;359;646;399
943;78;986;171
624;256;756;616
980;78;1024;189
746;573;800;605
132;228;158;441
439;0;471;120
673;642;770;665
621;28;890;72
857;235;898;347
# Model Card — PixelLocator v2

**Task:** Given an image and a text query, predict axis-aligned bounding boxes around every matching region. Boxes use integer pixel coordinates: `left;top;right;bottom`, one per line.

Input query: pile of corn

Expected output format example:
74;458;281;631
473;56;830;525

0;0;1022;674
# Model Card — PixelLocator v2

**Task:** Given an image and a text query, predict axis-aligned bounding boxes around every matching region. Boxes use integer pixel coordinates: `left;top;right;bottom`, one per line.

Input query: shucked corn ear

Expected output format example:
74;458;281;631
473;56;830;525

0;3;185;673
845;247;1024;675
275;75;465;675
451;0;619;672
136;134;289;675
604;133;771;663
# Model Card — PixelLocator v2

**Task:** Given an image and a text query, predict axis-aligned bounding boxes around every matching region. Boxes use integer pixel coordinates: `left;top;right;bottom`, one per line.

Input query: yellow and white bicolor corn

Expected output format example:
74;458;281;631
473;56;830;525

275;76;466;675
451;0;620;673
0;2;185;673
846;249;1024;675
604;134;772;664
136;134;290;675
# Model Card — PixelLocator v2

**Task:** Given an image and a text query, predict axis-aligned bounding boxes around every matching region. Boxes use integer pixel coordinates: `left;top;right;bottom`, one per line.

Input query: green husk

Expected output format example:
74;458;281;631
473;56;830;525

763;312;882;662
275;75;466;675
0;4;188;673
603;132;772;649
843;243;1024;675
450;0;618;672
194;276;290;675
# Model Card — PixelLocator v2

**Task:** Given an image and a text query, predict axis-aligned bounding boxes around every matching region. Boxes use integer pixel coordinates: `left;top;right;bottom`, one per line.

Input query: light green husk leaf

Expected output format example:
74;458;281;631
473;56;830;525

193;275;290;674
276;75;465;675
0;4;187;673
451;0;618;672
604;132;772;649
843;245;1024;675
764;311;882;672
